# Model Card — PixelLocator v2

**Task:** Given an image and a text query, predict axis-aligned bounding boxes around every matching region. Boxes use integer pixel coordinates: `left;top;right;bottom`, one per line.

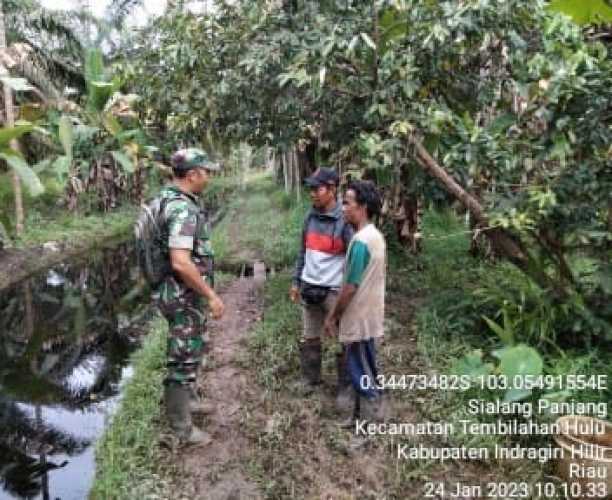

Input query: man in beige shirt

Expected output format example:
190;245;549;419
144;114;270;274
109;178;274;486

325;180;388;424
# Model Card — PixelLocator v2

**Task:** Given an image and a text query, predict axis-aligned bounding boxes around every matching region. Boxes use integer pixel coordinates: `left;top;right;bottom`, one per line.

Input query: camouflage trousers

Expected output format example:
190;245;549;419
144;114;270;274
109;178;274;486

157;290;207;387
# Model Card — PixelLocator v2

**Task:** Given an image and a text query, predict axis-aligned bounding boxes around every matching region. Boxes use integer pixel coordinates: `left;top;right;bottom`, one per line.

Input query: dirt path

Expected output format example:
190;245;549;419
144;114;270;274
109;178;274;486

166;273;265;500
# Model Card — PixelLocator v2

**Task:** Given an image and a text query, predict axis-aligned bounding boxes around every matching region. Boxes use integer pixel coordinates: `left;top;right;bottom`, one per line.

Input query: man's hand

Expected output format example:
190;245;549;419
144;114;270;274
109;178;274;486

208;294;225;319
324;314;338;338
324;283;356;338
289;285;300;304
170;249;225;319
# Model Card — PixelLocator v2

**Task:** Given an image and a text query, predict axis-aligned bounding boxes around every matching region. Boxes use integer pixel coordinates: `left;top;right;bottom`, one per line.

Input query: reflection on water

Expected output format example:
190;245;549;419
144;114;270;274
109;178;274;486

0;242;149;500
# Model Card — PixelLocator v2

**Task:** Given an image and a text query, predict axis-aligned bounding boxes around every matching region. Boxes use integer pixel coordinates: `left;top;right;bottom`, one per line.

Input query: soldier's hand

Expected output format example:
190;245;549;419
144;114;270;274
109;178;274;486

209;295;225;319
289;285;300;304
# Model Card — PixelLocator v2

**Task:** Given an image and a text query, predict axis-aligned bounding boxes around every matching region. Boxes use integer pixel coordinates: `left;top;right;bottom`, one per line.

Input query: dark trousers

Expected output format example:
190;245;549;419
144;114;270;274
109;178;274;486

345;339;382;400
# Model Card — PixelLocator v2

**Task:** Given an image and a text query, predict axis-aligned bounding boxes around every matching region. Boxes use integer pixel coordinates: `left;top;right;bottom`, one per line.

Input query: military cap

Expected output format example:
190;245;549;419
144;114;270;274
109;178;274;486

171;148;220;172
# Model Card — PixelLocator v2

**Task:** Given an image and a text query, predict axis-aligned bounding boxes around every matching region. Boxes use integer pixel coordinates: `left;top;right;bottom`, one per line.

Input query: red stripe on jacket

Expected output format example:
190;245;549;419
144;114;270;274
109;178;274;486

305;232;346;255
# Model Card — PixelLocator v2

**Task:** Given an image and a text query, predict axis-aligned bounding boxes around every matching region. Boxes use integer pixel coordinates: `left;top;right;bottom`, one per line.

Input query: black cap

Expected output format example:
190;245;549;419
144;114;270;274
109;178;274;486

304;167;339;188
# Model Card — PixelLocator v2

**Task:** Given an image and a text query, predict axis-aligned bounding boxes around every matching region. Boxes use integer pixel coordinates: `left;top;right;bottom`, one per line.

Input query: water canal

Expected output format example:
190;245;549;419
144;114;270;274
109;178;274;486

0;242;151;500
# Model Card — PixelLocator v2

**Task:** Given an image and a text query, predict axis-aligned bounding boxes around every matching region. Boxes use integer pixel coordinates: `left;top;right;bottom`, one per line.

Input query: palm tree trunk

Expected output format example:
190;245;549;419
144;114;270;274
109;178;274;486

0;0;25;235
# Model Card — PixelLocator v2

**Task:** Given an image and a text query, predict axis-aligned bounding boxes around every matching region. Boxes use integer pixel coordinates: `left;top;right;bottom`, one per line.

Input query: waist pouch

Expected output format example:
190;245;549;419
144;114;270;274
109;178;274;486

300;283;330;305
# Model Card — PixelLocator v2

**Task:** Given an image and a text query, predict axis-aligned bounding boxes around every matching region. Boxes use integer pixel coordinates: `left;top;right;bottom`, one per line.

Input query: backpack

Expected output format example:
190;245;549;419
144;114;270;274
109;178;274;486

134;196;176;287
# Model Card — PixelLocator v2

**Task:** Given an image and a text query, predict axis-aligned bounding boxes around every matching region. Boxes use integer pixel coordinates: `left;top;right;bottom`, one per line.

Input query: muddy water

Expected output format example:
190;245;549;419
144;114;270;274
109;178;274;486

0;242;150;500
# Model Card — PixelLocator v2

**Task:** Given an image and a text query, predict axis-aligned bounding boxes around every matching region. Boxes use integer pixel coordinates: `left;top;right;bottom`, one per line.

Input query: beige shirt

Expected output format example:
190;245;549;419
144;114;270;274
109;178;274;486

339;223;386;343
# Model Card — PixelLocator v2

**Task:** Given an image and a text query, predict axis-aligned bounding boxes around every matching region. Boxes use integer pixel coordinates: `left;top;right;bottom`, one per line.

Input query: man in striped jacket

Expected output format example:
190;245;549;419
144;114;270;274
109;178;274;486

290;167;354;396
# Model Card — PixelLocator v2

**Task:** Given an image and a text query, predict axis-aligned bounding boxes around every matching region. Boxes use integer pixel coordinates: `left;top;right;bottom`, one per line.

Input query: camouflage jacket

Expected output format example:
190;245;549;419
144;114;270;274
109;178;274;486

155;185;214;303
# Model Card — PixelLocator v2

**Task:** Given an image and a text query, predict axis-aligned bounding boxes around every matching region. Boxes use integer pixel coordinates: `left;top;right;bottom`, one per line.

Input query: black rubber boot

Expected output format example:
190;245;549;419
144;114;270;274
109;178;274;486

335;348;357;427
300;339;322;386
335;348;355;412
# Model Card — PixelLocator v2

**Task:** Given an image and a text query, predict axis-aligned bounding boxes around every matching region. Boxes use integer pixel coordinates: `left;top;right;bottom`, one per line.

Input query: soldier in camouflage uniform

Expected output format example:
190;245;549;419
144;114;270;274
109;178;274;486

154;148;225;446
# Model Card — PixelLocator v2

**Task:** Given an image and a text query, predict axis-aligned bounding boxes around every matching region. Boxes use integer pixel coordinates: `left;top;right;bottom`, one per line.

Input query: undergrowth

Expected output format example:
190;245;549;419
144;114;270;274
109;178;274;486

402;208;612;458
91;318;170;500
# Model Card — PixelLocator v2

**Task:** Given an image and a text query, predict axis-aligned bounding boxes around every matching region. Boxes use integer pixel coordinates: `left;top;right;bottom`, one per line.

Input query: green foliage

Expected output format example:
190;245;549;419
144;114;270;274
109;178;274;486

0;123;34;147
0;122;44;197
0;152;44;196
3;0;88;92
31;49;158;212
84;49;122;116
211;173;308;268
549;0;612;24
496;344;543;401
129;0;612;332
451;343;545;402
475;261;610;345
451;350;494;379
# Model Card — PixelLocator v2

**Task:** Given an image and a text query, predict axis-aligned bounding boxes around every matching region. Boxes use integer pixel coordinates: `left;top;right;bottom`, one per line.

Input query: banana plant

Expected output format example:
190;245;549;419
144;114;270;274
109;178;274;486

47;114;76;182
84;48;120;116
0;121;44;196
82;48;138;174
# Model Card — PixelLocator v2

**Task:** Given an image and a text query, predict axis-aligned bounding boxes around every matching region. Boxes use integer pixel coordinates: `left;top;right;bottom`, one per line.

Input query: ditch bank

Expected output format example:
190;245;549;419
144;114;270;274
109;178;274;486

0;212;135;292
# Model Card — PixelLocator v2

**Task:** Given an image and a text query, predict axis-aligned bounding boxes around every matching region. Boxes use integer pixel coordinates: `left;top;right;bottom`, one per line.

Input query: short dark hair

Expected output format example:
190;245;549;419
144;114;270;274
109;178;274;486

172;167;189;179
347;180;382;219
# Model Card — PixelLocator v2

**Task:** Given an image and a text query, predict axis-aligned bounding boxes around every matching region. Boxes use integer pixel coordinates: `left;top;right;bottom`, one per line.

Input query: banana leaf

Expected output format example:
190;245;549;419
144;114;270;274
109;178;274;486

0;152;45;196
0;123;34;148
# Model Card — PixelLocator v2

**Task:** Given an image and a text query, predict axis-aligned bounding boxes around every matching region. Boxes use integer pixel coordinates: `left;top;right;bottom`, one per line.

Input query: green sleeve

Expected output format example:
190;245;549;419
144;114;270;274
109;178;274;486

345;240;370;286
166;201;198;250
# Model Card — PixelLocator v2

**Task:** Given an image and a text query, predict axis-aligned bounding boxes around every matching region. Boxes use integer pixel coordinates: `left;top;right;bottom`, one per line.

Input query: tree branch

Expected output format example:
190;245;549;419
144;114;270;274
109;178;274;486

408;132;559;293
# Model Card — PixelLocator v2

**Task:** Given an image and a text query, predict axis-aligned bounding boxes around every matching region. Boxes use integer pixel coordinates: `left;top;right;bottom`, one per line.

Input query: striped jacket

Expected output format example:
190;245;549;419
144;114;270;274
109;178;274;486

293;202;354;289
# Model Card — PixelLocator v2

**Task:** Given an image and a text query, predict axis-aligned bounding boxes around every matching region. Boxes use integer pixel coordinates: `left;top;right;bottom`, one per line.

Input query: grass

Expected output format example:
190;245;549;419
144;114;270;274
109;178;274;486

90;178;607;497
244;229;530;497
248;273;303;390
0;206;138;290
90;317;170;500
14;206;136;248
211;172;308;269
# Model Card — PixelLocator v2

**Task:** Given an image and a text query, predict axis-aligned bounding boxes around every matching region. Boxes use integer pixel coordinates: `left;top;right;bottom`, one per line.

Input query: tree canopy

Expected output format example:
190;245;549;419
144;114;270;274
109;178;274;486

128;0;612;336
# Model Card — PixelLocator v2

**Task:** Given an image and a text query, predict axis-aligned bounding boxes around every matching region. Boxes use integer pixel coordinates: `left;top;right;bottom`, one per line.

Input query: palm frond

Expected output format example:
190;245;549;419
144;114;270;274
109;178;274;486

7;8;85;58
3;2;91;92
106;0;144;28
0;43;61;100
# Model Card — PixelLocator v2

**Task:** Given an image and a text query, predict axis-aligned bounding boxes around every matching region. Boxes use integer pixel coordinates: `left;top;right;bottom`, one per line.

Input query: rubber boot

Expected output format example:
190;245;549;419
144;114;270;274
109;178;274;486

164;385;210;446
301;339;322;384
335;349;357;427
359;394;390;423
336;349;355;412
292;339;321;395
